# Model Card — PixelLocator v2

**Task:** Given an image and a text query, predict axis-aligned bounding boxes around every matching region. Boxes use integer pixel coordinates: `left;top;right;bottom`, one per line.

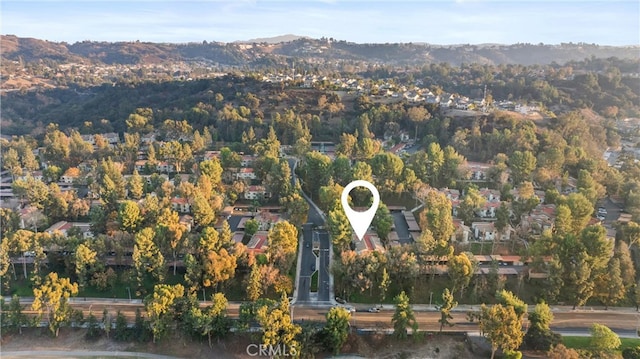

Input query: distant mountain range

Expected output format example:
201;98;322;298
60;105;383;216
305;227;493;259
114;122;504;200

2;34;638;67
234;34;309;44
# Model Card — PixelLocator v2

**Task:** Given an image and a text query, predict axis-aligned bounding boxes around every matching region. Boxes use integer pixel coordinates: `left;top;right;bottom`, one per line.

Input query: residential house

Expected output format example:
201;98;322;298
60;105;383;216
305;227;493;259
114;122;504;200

240;155;255;167
464;162;493;181
81;134;96;145
246;231;269;254
471;221;512;241
156;161;175;173
101;132;121;145
134;160;147;172
254;211;282;231
519;204;556;235
354;231;385;254
61;167;81;184
179;215;194;232
452;219;471;243
141;132;157;145
236;168;257;180
244;185;270;200
45;221;94;239
203;151;221;161
171;197;191;214
18;206;47;230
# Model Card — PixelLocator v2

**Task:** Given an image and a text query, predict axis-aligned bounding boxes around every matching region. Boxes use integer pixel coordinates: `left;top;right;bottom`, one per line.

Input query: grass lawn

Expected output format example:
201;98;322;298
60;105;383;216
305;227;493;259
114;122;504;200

562;336;640;351
342;274;535;306
468;242;495;255
311;271;318;292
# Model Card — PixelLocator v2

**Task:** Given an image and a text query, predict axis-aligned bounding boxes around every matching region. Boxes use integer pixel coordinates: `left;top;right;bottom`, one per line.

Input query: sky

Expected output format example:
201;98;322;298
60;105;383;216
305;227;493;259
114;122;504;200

2;0;639;46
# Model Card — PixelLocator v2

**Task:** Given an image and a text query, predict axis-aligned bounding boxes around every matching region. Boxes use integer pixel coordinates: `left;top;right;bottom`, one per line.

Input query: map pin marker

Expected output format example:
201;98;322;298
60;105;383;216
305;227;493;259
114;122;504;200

341;180;380;241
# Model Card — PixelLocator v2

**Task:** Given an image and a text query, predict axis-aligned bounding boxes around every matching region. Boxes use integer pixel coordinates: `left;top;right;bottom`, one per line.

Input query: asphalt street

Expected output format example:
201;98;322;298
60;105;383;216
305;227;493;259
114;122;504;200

296;223;315;303
317;230;331;302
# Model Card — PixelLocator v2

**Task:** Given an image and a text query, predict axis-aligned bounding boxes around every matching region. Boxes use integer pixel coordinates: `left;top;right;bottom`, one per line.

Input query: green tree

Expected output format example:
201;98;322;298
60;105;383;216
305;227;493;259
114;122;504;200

202;248;237;292
156;208;187;275
113;311;131;341
448;253;475;296
372;203;393;242
509;150;536;185
595;257;626;309
379;267;391;303
118;200;142;233
32;272;79;337
192;194;214;228
187;292;230;347
566;193;593;233
74;243;98;289
266;221;298;271
244;219;259;237
392;291;417;339
199;158;224;189
496;290;528;319
3;295;29;334
85;312;101;340
3;148;22;179
336;132;358;158
127;169;145;200
255;293;302;356
144;284;184;343
246;264;263;301
132;228;165;291
323;306;351;355
577;169;600;205
524;302;561;351
458;185;486;225
438;288;457;333
553;205;573;236
0;207;20;237
328;204;352;253
332;155;352;186
279;190;309;227
12;175;49;209
589;323;621;354
480;304;524;359
300;151;332;199
419;190;455;242
370;152;404;193
407;106;431;140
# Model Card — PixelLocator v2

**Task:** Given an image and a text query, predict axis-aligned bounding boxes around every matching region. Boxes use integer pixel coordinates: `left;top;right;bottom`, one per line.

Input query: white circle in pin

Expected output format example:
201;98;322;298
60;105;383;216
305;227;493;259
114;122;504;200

341;180;380;242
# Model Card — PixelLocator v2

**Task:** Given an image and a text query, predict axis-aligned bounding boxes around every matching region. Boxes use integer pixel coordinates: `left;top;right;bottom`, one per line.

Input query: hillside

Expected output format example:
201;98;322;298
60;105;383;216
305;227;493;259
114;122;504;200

2;35;638;67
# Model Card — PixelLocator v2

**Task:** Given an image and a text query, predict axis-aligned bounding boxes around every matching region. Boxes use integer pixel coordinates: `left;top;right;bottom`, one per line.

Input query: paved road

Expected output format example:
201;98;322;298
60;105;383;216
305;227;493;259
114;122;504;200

317;230;331;302
11;297;640;337
296;223;315;303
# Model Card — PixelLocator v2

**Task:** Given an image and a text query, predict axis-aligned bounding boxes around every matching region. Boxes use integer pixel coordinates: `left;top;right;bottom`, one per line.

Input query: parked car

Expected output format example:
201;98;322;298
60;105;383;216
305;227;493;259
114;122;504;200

335;297;346;304
311;264;315;271
335;305;355;313
368;307;380;313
